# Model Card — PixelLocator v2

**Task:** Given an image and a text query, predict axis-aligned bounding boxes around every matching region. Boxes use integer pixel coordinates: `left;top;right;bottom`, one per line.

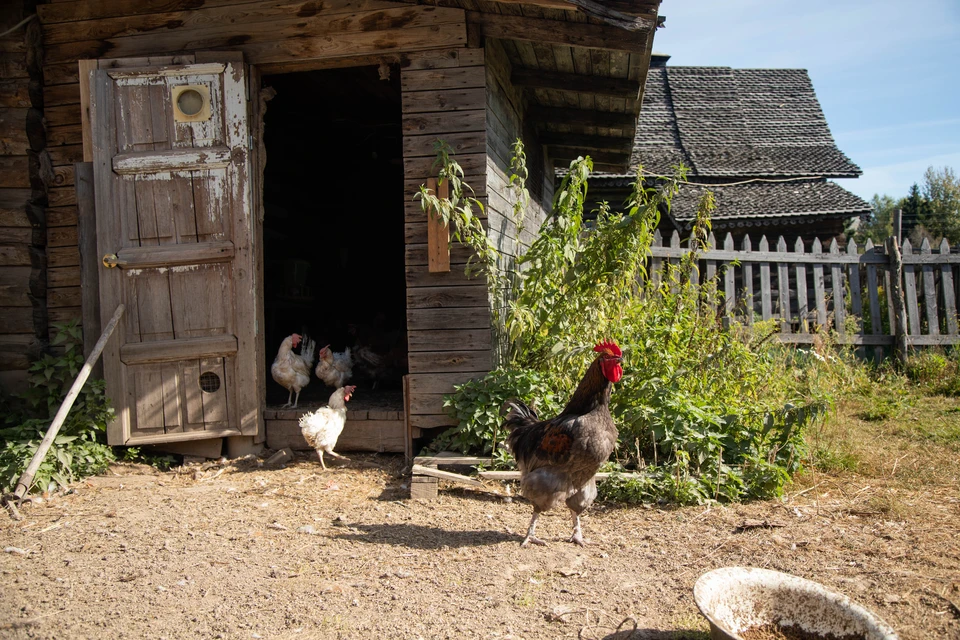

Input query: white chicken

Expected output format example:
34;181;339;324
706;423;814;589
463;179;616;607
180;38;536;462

271;333;316;408
299;385;356;469
315;344;353;388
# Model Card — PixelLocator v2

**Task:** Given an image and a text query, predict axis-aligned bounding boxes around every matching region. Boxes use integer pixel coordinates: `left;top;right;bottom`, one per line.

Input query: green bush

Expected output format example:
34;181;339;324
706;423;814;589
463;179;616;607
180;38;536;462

422;145;831;505
0;321;116;495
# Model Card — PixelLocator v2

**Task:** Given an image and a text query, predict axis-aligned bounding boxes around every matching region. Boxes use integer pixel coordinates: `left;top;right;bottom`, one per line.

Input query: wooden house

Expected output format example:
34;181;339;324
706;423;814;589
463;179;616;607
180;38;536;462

0;0;662;458
589;54;872;247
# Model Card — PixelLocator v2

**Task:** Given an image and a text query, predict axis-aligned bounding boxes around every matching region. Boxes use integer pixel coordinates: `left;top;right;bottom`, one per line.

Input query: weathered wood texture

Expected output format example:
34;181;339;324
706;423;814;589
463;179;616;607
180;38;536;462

31;0;468;380
0;10;45;392
91;60;259;445
401;48;492;430
482;38;552;369
265;417;407;453
647;230;960;351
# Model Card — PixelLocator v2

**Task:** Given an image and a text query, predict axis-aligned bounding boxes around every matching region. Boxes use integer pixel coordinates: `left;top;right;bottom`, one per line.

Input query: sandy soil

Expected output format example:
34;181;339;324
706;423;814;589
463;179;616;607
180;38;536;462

1;452;958;640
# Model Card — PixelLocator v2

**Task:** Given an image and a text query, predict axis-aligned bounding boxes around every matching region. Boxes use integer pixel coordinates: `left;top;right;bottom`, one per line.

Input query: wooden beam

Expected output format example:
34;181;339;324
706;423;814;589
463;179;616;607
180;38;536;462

111;241;235;269
411;464;484;486
468;11;650;53
478;0;659;30
528;105;636;129
538;131;634;153
120;335;238;365
512;67;641;98
426;177;450;273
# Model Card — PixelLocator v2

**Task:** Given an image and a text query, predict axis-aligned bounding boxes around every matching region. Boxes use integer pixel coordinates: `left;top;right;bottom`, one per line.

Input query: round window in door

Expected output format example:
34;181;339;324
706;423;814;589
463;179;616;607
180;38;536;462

172;84;211;122
199;371;221;393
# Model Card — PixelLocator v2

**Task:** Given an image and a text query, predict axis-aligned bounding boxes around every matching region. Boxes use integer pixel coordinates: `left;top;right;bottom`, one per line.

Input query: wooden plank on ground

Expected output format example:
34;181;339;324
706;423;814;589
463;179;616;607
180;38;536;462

411;464;483;486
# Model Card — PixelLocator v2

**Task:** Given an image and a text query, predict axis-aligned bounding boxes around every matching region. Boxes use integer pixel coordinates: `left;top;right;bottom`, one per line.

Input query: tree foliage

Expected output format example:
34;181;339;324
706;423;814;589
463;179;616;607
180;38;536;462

861;165;960;245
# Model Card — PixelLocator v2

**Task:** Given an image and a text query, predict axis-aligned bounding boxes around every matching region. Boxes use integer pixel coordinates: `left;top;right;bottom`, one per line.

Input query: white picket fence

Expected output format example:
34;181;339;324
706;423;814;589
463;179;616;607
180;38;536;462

647;230;960;359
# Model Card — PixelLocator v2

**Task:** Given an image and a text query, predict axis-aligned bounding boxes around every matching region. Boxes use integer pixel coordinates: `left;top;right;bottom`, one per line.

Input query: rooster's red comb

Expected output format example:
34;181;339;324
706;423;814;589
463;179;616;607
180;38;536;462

594;340;622;357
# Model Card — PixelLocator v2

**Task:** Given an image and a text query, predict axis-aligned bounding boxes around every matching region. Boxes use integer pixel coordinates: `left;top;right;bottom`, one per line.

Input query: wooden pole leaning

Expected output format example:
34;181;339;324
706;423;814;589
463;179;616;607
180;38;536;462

3;304;125;519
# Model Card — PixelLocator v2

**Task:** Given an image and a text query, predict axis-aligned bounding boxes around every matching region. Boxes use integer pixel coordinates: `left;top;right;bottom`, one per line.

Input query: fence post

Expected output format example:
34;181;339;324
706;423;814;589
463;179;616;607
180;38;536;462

885;237;908;368
894;208;902;243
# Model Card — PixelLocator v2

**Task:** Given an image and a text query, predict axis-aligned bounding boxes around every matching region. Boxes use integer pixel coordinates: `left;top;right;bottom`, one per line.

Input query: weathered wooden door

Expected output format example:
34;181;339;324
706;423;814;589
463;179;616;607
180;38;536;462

91;58;259;446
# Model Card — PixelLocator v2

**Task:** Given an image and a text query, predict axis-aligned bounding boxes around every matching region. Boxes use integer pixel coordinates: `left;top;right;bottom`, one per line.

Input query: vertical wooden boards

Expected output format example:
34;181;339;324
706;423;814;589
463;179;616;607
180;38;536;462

829;239;845;334
794;238;808;331
92;60;255;445
902;238;920;336
643;233;960;351
426;177;450;273
776;236;789;330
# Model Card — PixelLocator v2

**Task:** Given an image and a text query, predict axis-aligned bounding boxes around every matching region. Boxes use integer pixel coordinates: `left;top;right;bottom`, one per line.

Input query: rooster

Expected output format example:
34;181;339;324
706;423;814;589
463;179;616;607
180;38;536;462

271;333;317;409
501;340;623;547
299;385;356;469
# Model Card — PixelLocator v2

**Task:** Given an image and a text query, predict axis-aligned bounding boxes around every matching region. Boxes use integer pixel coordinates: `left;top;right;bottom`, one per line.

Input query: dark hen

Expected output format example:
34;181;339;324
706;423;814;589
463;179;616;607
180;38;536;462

501;341;623;547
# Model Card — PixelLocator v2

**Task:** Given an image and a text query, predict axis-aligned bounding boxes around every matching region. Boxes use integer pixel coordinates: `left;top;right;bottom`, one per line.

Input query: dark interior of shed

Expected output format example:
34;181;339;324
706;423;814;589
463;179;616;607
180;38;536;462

261;65;407;409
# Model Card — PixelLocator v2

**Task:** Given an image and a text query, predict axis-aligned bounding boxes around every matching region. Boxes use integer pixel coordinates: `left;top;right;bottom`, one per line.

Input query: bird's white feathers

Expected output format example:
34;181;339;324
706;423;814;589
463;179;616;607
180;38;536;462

315;344;353;388
271;333;317;408
299;385;355;467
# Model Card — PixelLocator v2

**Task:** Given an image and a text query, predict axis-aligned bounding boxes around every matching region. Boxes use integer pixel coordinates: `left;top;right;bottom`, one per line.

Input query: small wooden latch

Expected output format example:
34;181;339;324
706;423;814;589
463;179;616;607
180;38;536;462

426;177;450;273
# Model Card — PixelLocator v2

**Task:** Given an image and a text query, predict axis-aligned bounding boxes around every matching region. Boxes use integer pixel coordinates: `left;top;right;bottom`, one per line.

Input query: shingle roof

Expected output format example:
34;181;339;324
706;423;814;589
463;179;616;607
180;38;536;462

666;180;872;224
589;62;871;228
621;66;862;178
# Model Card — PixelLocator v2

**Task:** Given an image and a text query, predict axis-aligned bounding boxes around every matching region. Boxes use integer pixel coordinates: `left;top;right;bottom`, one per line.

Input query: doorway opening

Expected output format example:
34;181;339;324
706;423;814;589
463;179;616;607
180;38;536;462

261;65;407;411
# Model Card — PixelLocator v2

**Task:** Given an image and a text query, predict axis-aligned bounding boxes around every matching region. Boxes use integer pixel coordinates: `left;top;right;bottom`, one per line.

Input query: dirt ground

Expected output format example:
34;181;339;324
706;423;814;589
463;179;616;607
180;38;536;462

1;452;958;640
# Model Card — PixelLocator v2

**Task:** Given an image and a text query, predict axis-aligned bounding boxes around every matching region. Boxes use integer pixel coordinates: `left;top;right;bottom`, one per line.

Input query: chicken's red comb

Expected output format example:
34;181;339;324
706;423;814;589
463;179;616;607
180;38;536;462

594;340;622;357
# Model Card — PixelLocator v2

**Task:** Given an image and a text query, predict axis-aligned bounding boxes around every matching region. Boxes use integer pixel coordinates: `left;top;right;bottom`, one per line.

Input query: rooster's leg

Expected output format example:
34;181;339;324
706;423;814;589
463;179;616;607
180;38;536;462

521;510;547;547
568;511;588;547
318;451;327;470
281;389;293;409
292;390;300;409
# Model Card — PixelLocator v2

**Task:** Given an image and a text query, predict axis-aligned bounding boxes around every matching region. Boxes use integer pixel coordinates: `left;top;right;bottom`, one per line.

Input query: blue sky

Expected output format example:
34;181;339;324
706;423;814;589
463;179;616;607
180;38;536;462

650;0;960;202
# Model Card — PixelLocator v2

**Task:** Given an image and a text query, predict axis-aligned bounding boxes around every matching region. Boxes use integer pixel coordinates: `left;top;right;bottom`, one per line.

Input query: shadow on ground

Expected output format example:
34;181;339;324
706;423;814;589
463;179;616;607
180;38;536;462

330;521;519;548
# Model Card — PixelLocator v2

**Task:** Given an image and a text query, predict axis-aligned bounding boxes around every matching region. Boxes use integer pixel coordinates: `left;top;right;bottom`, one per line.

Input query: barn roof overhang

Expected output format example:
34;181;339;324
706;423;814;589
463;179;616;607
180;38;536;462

433;0;663;172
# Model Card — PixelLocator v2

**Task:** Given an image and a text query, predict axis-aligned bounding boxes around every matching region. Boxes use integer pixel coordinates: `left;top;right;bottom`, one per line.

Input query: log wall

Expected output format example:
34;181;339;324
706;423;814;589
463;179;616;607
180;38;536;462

0;3;46;394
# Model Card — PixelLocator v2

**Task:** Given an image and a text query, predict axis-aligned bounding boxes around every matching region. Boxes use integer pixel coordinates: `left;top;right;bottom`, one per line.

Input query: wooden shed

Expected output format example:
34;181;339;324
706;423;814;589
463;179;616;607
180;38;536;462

0;0;661;458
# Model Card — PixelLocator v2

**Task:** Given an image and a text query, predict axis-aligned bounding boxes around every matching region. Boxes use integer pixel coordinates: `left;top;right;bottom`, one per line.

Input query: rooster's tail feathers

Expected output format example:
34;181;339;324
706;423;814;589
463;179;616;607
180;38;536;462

301;335;317;368
500;398;538;431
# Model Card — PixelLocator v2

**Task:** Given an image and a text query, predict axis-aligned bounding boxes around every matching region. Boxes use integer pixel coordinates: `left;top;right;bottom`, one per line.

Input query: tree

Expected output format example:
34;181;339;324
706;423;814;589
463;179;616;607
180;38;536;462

920;166;960;244
852;194;897;244
901;183;932;243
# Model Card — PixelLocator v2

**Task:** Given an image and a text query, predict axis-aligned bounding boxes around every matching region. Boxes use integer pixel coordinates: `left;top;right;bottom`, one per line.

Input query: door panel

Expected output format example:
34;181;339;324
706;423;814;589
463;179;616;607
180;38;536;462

92;58;260;445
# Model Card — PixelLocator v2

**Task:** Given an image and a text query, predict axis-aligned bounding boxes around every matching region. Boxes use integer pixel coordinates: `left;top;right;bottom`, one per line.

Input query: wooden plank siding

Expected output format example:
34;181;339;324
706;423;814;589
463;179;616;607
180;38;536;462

483;38;552;365
401;47;491;430
0;11;45;393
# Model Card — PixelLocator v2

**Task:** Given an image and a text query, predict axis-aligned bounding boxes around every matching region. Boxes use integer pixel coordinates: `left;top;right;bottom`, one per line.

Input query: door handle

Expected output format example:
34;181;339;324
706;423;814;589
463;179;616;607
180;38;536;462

102;253;123;268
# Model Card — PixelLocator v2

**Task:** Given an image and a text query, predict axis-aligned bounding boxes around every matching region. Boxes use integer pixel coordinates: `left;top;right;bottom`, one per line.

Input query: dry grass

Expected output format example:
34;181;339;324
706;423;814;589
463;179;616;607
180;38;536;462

797;367;960;516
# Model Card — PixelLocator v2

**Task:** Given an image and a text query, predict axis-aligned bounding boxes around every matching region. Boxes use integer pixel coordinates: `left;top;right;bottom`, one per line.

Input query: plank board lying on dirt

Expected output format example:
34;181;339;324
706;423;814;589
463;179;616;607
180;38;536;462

410;464;483;486
478;470;645;480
